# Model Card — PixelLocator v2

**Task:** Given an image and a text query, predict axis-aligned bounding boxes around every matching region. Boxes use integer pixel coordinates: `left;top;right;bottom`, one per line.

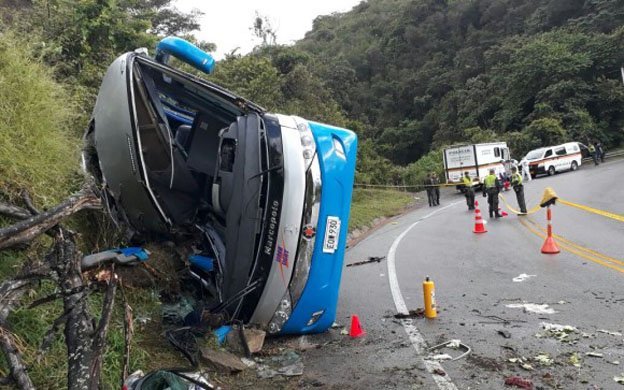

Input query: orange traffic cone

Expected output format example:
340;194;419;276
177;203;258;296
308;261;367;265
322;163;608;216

541;207;560;254
473;201;487;234
499;208;508;217
349;314;366;338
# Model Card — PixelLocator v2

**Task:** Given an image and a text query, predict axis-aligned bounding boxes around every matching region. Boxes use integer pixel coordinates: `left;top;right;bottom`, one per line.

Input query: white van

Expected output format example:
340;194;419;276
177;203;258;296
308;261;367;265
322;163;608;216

523;142;583;177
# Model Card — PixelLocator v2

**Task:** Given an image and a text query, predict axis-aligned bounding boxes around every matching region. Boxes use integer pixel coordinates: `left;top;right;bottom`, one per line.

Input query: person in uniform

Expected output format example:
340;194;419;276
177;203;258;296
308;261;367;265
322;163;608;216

431;172;440;206
588;143;598;166
510;166;527;214
521;159;532;182
595;140;605;163
424;173;434;207
462;171;475;210
482;168;502;218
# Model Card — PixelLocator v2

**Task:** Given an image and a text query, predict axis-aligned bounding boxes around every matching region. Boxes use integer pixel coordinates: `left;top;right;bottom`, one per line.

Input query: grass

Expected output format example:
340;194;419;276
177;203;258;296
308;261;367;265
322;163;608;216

349;188;415;231
0;33;81;206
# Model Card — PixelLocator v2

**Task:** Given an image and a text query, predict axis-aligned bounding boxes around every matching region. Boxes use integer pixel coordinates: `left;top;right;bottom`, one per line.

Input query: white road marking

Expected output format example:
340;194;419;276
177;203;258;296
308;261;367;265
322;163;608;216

387;202;461;390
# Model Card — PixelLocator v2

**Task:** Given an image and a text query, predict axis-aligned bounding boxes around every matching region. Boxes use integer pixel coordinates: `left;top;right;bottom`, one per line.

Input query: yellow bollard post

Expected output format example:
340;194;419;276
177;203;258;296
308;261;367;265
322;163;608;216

423;276;437;319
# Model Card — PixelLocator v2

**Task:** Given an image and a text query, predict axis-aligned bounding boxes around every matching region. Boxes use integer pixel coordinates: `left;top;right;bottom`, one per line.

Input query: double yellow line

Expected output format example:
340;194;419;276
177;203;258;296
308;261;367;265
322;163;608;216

517;217;624;274
559;199;624;223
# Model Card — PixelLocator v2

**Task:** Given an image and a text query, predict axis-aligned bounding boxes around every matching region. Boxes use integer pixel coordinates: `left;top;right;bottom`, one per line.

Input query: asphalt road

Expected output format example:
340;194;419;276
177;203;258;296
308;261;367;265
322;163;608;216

297;157;624;389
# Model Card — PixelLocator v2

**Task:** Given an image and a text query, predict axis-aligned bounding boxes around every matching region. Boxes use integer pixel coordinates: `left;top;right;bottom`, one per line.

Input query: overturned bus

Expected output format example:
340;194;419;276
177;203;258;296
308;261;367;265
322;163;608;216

82;37;357;334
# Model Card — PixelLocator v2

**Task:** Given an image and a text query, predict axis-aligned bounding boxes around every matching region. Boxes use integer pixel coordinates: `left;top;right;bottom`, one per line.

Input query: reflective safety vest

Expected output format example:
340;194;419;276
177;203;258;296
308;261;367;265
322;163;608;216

589;144;596;153
462;176;472;187
484;174;497;188
511;172;522;186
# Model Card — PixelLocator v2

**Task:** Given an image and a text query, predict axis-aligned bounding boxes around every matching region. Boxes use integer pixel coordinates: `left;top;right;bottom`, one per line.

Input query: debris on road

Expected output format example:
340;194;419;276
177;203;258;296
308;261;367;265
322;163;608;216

256;350;304;379
431;354;453;361
533;353;553;366
598;329;623;337
508;357;536;371
568;352;581;367
242;328;266;354
284;335;321;351
200;348;247;374
427;339;471;361
346;256;386;267
512;274;536;282
477;314;526;325
504;376;534;389
586;352;604;358
433;368;446;376
614;373;624;385
214;325;232;345
609;361;621;365
505;303;556;315
536;322;578;342
498;330;512;338
394;308;425;319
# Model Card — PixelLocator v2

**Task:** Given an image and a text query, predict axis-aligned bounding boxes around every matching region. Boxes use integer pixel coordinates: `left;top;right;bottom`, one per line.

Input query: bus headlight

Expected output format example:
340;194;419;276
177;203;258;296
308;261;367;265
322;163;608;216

267;291;293;334
293;117;316;165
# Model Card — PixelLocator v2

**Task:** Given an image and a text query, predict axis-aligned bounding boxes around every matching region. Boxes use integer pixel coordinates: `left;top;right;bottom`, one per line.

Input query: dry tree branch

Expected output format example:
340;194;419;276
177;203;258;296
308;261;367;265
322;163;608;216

0;190;101;250
0;327;35;389
0;202;31;220
119;282;134;384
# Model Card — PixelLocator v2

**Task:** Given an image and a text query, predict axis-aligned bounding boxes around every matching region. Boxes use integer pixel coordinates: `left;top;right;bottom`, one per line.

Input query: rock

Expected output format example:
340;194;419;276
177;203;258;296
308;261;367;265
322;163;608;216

243;328;266;354
199;347;247;373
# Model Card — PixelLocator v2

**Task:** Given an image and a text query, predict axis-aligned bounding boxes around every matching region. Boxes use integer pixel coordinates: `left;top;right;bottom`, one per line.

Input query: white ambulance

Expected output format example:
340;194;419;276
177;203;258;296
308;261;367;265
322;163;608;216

443;142;513;189
522;142;583;177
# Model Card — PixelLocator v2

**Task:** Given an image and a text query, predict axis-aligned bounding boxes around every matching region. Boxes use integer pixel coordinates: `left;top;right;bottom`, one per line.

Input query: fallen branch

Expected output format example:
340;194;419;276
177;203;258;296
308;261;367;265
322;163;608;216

0;202;31;220
120;282;134;385
0;265;44;389
21;190;39;216
0;190;101;250
0;327;34;389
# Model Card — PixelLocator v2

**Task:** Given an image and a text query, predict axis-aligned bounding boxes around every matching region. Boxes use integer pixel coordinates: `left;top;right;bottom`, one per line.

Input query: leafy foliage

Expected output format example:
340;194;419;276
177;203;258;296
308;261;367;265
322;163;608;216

297;0;624;167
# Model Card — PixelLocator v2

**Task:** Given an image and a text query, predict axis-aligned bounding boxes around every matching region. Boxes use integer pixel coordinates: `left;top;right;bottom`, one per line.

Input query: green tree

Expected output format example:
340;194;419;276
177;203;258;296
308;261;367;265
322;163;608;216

524;117;567;146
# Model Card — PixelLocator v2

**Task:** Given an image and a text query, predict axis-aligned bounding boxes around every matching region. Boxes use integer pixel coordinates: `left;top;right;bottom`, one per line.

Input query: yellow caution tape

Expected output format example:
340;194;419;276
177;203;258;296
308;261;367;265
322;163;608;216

498;193;541;215
559;199;624;223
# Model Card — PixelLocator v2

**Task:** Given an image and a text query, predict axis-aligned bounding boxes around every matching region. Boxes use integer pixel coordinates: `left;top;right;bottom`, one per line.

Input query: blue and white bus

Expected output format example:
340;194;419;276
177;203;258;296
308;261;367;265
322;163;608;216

83;37;357;334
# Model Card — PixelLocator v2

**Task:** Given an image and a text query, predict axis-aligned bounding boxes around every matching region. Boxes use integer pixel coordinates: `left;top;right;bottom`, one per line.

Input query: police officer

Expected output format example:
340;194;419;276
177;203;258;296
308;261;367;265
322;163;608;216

424;173;434;207
510;166;527;214
431;172;440;206
462;171;475;210
482;168;502;218
588;143;599;166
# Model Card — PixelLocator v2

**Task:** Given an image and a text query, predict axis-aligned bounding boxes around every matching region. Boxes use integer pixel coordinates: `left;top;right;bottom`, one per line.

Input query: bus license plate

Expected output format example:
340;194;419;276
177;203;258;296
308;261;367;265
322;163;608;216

323;216;341;254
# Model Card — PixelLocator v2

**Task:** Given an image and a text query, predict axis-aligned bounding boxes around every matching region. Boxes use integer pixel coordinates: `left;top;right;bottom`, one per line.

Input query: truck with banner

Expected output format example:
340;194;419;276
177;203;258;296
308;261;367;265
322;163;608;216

443;142;513;189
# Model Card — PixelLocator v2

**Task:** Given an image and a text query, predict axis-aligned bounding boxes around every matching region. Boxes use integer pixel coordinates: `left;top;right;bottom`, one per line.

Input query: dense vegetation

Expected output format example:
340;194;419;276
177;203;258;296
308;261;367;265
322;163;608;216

297;0;624;177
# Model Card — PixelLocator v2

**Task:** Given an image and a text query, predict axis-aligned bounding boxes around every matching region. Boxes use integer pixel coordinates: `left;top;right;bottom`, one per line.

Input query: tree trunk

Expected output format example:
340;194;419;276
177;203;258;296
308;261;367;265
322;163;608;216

50;229;117;390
